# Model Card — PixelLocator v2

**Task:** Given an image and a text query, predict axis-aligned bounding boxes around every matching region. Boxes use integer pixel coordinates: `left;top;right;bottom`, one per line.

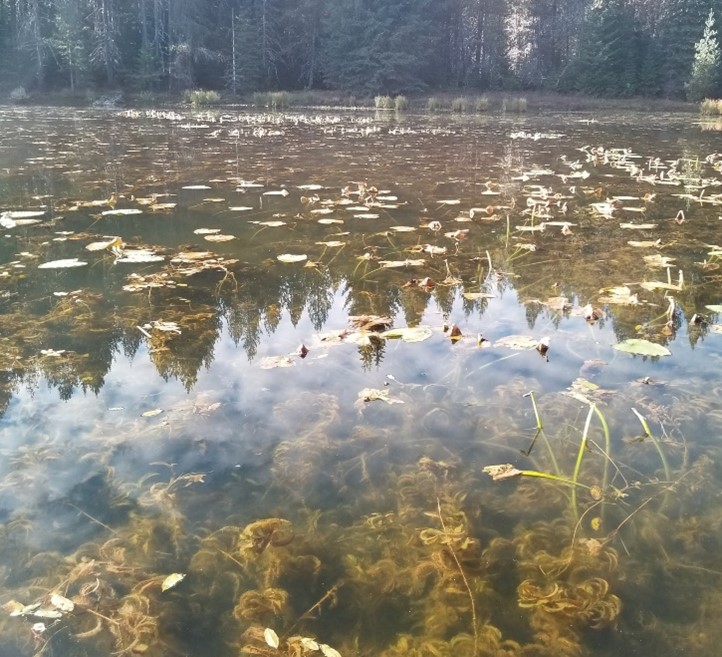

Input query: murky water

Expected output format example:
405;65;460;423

1;105;722;657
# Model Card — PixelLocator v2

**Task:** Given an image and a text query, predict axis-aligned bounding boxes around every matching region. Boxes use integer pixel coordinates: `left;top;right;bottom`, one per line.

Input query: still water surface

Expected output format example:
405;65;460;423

1;105;722;657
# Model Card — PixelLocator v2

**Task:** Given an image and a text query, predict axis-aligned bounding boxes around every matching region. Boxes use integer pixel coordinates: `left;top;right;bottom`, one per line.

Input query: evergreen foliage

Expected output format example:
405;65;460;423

0;0;718;99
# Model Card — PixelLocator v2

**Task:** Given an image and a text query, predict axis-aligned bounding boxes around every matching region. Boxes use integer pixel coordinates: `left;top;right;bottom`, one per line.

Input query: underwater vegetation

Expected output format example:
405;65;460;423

2;107;722;657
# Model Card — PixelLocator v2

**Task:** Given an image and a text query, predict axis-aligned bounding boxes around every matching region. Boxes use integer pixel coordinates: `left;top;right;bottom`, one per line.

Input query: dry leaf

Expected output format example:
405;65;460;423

161;573;186;592
264;628;280;649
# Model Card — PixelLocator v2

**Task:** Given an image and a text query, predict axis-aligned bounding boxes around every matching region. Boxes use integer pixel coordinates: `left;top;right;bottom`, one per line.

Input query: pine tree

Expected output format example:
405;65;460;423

686;8;721;101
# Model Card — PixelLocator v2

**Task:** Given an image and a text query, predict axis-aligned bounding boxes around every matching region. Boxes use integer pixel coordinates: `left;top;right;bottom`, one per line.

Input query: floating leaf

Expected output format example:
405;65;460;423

161;573;186;592
142;409;164;417
204;234;235;242
493;335;539;350
38;258;88;269
639;281;682;292
86;237;123;251
182;185;212;190
264;628;280;649
643;254;675;268
101;208;143;216
228;206;254;211
263;189;290;197
619;222;657;230
358;388;404;405
380;327;433;343
316;240;345;247
260;356;295;369
194;228;221;235
353;213;380;219
379;259;425;268
482;464;523;481
390;225;416;232
613;339;671;357
277;254;308;263
116;250;165;263
258;221;286;227
6;210;46;219
598;285;638;305
33;609;63;619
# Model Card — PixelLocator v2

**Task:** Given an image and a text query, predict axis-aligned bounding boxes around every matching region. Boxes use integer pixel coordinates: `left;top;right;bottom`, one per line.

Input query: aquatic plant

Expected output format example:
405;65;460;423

374;95;394;110
184;88;221;107
451;96;468;112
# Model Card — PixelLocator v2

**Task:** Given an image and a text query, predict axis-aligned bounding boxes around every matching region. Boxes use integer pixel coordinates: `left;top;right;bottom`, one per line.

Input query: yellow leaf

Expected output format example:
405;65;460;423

161;573;186;592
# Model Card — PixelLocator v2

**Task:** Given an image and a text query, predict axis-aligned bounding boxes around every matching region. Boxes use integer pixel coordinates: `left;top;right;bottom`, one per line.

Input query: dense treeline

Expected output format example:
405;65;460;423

0;0;721;100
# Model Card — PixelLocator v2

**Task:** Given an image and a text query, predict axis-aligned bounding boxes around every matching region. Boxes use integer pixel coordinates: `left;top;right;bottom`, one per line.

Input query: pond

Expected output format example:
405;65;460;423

1;104;722;657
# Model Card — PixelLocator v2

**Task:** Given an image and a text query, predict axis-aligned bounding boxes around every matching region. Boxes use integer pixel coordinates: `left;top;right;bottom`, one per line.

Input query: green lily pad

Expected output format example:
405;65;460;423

613;339;671;357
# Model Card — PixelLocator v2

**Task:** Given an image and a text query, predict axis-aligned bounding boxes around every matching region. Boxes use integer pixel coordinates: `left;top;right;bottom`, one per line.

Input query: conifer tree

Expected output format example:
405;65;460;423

686;8;721;101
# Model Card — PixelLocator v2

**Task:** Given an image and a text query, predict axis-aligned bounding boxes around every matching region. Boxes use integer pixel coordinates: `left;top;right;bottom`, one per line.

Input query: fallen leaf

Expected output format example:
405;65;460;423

482;464;523;481
142;409;163;417
380;327;433;343
319;645;342;657
493;335;539;350
358;388;404;405
50;593;74;613
264;628;280;649
38;258;88;269
161;573;186;592
613;339;671;357
277;254;308;263
260;356;295;369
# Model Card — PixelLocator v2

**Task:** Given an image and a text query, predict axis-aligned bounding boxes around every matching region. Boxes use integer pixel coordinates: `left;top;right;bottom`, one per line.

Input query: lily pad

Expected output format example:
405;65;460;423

613;339;671;357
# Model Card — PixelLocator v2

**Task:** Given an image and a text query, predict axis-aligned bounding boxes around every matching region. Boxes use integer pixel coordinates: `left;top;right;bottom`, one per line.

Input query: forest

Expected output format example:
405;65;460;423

0;0;721;101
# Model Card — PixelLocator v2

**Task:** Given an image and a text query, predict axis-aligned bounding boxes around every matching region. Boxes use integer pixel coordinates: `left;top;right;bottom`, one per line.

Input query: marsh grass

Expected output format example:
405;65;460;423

474;96;489;112
451;96;468;113
184;89;221;107
700;98;722;115
427;96;441;112
374;95;394;110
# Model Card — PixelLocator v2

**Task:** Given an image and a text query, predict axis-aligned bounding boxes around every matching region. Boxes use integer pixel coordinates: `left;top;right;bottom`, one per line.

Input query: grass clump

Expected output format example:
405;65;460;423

9;86;29;103
475;96;489;112
269;91;291;110
503;96;528;112
374;95;394;110
184;89;221;107
394;95;409;111
700;98;722;115
451;97;468;113
427;96;441;112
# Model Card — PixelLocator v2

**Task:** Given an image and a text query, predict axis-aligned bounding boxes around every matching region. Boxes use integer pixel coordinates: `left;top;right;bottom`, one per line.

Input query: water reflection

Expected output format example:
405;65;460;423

1;106;722;657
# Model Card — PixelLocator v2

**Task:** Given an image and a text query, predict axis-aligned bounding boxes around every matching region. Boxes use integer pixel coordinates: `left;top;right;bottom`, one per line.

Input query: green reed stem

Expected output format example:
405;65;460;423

572;404;595;519
632;407;671;481
593;405;611;519
524;391;561;477
519;470;592;490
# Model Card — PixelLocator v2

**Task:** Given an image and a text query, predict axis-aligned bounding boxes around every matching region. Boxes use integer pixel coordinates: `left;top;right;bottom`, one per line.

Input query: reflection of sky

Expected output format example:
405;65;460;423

3;278;721;534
